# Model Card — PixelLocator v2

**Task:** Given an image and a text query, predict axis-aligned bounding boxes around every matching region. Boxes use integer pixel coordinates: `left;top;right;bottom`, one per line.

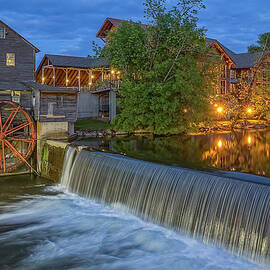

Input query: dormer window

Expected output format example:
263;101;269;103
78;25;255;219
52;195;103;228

6;53;15;66
0;28;6;39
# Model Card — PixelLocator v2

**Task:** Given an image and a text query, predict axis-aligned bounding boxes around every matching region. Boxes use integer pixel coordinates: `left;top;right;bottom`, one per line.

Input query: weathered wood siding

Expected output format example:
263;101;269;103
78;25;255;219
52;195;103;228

39;92;77;122
0;21;35;82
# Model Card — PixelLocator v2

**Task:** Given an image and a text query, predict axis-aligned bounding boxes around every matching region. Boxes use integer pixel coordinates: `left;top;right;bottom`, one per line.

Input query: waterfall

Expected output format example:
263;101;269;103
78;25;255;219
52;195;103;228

61;148;270;265
60;146;77;187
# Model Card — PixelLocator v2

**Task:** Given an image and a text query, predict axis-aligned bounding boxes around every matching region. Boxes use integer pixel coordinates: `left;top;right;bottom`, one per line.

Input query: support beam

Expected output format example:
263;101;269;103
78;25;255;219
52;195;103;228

53;67;56;87
65;69;68;87
78;69;81;91
42;67;45;84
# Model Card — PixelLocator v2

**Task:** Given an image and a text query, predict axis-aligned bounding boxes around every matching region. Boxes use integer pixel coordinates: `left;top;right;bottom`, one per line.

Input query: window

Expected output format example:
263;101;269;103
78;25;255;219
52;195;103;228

220;80;226;94
6;53;15;66
56;96;64;108
221;65;226;78
0;28;6;39
11;91;20;103
230;70;236;80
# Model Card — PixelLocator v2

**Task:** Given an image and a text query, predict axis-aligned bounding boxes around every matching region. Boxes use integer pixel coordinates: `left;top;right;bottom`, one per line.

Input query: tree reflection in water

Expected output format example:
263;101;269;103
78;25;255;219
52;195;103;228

76;130;270;177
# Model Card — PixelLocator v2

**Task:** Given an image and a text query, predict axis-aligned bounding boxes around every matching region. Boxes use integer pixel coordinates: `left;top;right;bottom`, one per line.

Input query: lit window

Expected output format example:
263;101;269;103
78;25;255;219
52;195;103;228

220;80;226;94
0;28;6;39
6;53;15;66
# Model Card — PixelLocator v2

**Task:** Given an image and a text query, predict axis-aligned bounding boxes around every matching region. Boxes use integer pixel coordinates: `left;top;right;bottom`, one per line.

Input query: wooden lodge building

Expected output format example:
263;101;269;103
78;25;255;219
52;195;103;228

0;19;78;140
36;17;270;122
35;54;120;120
2;16;269;128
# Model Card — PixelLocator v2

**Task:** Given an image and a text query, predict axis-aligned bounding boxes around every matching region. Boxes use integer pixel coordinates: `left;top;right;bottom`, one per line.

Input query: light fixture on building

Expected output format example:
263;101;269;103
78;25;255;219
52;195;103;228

218;140;223;148
217;107;223;113
247;108;252;114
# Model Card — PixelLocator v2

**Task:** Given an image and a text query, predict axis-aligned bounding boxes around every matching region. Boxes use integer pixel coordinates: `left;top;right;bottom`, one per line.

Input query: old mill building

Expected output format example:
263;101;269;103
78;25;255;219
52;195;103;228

1;17;270;126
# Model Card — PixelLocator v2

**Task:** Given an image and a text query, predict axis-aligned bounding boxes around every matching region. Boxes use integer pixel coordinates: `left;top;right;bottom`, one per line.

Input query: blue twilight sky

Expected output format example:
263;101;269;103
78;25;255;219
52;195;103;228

0;0;269;67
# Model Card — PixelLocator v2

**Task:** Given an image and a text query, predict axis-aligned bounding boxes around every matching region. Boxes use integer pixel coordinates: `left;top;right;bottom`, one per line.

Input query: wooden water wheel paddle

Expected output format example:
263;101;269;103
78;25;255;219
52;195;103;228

0;101;37;173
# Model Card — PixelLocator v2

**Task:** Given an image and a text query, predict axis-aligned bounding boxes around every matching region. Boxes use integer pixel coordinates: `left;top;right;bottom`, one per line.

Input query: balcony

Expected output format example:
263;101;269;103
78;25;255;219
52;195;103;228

91;80;121;93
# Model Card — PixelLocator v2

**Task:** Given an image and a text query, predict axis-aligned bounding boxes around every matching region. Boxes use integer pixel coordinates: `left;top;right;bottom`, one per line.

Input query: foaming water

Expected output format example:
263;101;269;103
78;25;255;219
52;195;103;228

61;148;270;266
0;181;266;270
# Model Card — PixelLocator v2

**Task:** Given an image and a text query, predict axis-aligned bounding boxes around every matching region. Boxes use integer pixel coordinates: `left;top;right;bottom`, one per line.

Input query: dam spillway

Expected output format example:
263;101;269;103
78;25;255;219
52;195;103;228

61;147;270;265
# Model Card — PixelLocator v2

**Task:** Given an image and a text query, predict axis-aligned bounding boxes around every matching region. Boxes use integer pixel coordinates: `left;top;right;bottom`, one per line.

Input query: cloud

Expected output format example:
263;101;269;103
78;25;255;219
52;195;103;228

0;0;269;66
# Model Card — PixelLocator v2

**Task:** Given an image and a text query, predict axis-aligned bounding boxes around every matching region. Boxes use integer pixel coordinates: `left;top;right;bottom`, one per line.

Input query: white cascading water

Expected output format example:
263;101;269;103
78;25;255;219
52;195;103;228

60;147;270;265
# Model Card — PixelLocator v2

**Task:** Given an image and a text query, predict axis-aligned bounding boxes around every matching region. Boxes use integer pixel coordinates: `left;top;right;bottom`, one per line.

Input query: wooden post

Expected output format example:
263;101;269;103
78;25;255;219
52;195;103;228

42;67;44;84
78;69;81;91
66;69;68;87
53;67;56;87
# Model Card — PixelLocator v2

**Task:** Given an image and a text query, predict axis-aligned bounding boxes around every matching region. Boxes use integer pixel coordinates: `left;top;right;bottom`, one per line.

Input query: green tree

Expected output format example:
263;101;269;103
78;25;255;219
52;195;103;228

104;0;216;135
248;32;270;53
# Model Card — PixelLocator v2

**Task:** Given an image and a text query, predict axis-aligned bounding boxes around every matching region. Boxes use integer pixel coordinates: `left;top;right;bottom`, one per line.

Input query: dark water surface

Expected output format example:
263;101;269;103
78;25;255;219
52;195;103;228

0;176;267;270
75;129;270;178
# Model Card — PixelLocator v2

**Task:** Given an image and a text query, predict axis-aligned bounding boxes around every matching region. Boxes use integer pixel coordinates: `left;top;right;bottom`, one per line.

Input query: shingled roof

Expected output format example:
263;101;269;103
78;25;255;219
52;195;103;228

231;51;269;69
45;54;110;69
97;17;148;38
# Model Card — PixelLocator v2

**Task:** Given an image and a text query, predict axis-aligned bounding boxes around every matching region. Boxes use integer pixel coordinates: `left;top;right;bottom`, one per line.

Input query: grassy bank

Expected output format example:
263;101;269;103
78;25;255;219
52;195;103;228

75;119;110;131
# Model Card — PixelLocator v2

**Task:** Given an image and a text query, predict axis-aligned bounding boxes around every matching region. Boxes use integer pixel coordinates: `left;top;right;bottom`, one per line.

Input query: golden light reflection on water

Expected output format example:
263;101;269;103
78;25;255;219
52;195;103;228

201;131;270;176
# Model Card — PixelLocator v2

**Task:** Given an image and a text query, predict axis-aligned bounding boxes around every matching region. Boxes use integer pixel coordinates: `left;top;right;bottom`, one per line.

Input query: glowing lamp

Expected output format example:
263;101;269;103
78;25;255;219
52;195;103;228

214;104;218;107
248;136;252;144
218;140;222;148
183;109;188;113
217;107;223;113
247;108;252;114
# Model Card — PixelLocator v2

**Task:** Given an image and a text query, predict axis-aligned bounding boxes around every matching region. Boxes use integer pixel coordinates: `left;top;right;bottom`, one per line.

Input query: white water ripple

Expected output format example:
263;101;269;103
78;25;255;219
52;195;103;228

0;187;267;270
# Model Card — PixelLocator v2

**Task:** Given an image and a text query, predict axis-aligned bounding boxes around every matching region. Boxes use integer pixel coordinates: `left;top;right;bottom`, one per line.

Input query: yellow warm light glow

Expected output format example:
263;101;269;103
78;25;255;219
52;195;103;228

183;109;188;113
214;104;218;107
42;77;45;81
91;75;94;79
218;140;223;148
248;136;252;144
66;79;69;83
217;107;223;113
111;70;115;74
247;108;252;114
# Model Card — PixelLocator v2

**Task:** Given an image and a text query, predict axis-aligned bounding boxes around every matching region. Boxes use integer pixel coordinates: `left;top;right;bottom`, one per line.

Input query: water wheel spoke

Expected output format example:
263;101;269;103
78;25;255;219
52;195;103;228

6;137;34;143
4;140;38;175
0;112;2;131
5;122;31;136
1;140;5;172
0;101;36;174
2;106;20;133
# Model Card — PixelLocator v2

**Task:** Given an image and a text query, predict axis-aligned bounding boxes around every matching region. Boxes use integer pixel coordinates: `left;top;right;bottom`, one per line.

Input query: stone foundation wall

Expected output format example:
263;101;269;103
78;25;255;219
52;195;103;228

38;140;69;182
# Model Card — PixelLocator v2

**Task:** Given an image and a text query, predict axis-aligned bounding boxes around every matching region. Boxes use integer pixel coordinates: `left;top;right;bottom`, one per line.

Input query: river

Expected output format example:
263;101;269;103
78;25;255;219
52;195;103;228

0;175;267;270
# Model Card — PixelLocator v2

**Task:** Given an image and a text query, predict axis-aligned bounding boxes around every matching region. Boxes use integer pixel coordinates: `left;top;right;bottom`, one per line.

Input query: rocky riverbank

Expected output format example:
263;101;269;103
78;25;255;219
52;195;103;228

75;120;270;139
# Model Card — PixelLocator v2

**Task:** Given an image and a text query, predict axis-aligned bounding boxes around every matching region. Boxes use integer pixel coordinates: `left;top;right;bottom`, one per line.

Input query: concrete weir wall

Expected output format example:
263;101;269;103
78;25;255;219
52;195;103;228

37;140;69;182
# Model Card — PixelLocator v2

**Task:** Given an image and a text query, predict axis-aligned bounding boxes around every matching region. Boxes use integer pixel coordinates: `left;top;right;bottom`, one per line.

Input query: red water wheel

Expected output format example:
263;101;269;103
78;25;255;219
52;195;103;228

0;101;36;173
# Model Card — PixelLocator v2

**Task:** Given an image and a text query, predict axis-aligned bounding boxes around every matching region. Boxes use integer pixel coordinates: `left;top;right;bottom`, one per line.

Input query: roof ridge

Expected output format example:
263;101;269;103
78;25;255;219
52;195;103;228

0;19;40;52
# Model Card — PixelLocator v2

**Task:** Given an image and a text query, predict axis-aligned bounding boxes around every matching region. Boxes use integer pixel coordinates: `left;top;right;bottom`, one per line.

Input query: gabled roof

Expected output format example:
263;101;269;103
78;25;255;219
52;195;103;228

0;19;40;53
206;38;236;62
44;54;109;69
96;17;148;38
232;51;270;69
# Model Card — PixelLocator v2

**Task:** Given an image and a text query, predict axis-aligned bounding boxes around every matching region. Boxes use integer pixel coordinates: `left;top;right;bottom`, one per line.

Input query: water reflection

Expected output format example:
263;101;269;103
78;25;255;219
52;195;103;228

75;130;270;178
